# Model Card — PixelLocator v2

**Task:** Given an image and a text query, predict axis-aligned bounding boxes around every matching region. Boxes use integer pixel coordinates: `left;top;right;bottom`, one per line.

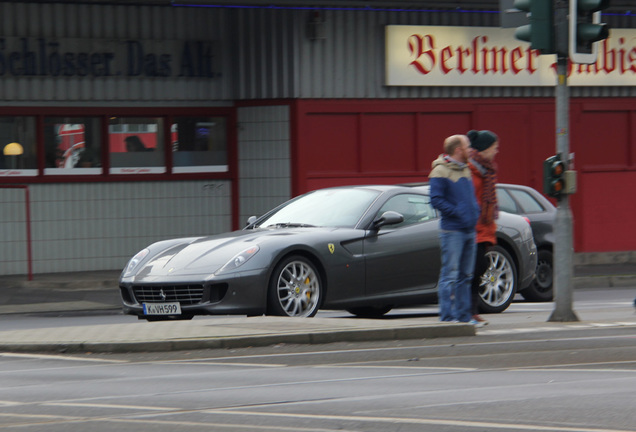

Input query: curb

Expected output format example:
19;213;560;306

573;275;636;289
0;302;121;315
0;323;476;354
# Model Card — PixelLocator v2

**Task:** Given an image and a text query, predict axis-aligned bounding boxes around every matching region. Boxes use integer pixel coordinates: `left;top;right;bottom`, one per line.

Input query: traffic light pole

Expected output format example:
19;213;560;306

549;1;579;322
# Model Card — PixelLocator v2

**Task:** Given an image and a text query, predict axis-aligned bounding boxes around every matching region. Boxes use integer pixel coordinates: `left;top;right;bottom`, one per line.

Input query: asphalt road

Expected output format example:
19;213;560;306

0;287;634;432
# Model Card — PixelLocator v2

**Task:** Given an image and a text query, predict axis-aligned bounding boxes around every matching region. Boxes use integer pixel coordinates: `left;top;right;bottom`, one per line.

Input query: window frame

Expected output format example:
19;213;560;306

376;193;437;229
0;106;237;184
506;188;547;214
0;115;38;176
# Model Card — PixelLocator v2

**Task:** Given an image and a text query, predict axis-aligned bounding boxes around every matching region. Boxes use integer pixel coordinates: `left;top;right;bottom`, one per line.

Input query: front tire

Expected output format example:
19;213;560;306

477;245;517;313
267;255;322;317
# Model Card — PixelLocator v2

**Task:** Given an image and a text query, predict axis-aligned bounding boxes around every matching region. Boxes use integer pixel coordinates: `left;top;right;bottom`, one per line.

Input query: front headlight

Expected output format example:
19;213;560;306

216;245;260;274
123;248;149;277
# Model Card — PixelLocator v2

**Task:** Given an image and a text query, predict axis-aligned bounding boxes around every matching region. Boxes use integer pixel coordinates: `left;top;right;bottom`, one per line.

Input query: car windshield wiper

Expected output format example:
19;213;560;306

270;222;317;228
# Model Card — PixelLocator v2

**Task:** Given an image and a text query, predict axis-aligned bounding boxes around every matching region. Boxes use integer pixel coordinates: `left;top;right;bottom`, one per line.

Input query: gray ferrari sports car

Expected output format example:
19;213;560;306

119;184;537;320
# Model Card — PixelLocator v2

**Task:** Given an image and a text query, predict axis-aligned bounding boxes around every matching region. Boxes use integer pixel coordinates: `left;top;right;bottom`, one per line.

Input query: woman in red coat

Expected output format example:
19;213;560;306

467;130;500;325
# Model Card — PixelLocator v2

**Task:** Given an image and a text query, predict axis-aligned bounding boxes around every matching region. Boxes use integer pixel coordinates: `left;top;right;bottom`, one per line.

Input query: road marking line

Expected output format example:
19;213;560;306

0;413;337;431
480;321;636;335
0;412;79;421
204;409;636;432
514;367;636;373
43;402;175;411
0;352;126;363
318;365;476;371
104;417;353;431
160;361;286;367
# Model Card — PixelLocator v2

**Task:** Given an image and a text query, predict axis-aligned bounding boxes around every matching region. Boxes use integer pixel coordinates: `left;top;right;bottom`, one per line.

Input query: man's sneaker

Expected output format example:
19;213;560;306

472;314;489;325
469;319;485;328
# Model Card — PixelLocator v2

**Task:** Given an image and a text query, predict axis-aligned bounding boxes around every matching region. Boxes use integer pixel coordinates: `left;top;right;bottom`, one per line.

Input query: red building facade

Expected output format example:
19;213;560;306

291;97;636;252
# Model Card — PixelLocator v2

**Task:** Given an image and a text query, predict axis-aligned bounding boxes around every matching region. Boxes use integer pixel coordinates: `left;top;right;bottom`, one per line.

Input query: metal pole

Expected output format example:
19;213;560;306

549;0;578;322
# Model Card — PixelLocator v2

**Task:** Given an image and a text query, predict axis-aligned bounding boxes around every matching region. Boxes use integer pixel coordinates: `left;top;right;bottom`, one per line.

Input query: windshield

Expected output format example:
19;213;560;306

258;188;381;229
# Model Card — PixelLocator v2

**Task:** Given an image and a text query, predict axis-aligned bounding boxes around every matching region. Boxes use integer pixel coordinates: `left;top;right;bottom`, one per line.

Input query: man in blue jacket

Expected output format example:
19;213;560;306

430;134;480;324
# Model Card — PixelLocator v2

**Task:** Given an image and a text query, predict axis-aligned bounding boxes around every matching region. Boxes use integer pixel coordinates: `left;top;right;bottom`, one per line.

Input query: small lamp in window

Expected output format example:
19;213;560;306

3;142;23;169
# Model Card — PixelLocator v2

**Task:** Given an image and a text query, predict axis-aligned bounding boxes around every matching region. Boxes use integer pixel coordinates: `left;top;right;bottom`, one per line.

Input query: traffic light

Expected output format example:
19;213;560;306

543;155;565;198
569;0;610;64
514;0;555;54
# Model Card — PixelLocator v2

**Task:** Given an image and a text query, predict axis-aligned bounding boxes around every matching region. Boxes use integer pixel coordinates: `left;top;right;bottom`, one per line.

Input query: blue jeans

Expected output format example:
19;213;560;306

438;230;477;322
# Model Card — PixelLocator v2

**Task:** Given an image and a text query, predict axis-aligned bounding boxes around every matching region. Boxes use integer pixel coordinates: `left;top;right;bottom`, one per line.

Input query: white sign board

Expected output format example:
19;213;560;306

385;25;636;87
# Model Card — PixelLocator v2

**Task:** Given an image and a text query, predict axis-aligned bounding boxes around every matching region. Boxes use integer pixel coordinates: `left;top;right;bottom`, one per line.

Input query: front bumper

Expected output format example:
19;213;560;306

119;269;269;317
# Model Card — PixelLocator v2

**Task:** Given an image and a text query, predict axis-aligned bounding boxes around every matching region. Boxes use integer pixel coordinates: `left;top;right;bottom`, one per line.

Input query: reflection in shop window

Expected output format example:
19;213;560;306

172;117;228;173
44;117;102;174
109;117;165;174
0;117;37;176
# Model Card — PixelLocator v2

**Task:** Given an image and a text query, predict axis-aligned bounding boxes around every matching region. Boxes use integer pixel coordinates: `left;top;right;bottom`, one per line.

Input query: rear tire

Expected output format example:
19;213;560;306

477;245;517;313
520;249;553;302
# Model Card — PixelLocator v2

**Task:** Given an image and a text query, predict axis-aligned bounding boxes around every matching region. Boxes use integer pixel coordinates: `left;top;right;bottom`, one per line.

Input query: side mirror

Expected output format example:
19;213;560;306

246;216;258;227
372;211;404;229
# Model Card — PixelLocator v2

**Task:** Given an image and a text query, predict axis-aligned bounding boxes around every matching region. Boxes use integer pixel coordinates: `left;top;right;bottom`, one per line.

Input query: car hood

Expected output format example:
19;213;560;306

125;227;343;280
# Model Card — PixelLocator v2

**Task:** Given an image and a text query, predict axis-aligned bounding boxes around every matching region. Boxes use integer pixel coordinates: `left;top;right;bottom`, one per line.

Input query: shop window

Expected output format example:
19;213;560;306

0;117;37;176
44;117;102;174
171;117;228;173
108;117;165;174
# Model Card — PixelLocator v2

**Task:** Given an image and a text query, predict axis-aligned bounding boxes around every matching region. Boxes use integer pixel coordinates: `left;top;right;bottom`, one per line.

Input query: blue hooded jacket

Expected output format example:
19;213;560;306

429;154;480;233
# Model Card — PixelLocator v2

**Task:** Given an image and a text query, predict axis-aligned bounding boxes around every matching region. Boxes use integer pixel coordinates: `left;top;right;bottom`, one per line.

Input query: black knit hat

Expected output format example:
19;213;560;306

467;130;498;152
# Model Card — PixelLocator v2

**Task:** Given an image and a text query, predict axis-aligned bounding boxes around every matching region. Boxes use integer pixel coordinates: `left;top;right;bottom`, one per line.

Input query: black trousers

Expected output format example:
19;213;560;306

471;242;493;315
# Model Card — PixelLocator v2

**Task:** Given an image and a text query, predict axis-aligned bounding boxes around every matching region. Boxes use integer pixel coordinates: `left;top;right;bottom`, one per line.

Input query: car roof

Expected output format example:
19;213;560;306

496;183;556;210
497;183;535;190
327;183;545;196
317;184;428;194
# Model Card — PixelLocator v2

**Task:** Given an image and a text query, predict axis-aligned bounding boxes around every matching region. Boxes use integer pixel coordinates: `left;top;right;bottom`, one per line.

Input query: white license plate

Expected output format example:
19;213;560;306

143;302;182;315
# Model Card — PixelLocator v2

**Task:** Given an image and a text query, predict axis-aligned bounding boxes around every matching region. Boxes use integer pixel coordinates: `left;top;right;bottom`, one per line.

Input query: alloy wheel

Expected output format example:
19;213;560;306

271;257;321;317
478;246;517;313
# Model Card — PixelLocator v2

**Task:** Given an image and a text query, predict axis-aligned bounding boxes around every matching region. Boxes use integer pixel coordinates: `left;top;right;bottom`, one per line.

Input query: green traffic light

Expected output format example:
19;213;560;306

576;0;610;12
513;0;555;54
570;0;611;62
514;0;531;12
577;22;610;43
515;25;532;43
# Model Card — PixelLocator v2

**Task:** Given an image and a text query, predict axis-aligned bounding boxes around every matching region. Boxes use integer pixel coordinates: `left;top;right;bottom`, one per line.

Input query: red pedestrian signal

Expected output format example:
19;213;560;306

543;155;565;198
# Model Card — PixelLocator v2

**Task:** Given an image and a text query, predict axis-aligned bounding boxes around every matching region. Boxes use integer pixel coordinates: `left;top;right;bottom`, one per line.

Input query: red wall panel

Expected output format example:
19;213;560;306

293;98;636;252
416;112;472;174
475;105;534;186
527;108;558;191
578;171;636;251
305;113;359;173
360;114;416;172
575;111;629;169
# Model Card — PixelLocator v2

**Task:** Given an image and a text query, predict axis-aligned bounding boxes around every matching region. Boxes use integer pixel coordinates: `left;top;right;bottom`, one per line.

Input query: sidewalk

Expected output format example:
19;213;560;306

0;265;634;354
0;271;121;315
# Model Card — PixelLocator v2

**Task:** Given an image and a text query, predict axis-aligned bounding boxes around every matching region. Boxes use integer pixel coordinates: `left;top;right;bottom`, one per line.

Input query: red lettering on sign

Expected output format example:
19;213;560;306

407;33;543;76
408;34;435;75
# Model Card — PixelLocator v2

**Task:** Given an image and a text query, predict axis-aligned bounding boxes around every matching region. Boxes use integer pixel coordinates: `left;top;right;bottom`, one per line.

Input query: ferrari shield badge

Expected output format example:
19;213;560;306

328;243;335;254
